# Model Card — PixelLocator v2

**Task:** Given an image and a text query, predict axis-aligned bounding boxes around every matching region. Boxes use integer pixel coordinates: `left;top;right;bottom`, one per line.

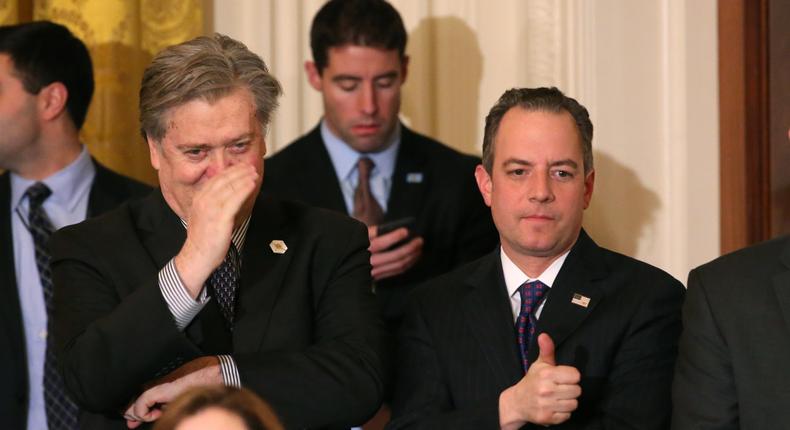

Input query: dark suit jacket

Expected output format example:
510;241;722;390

0;161;150;430
388;230;685;429
672;236;790;430
49;190;387;429
262;124;498;327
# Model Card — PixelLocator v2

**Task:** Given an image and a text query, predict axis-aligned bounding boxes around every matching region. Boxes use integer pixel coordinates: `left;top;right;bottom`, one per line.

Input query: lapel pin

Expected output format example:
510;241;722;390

269;240;287;254
571;293;591;308
406;172;423;184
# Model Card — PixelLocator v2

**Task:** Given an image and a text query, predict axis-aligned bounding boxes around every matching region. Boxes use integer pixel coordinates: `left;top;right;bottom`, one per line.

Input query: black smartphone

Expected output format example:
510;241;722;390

377;216;416;236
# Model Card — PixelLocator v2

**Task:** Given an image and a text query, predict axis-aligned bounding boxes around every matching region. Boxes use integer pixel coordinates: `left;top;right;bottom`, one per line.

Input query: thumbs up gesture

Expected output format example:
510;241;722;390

498;333;582;429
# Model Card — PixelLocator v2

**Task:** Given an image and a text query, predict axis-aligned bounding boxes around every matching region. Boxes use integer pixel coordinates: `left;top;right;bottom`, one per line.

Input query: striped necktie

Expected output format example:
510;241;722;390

25;182;80;429
515;280;548;373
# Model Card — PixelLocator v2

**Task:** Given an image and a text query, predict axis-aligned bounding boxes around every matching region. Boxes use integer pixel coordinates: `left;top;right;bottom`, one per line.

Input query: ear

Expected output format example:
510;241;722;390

305;61;323;91
147;136;162;171
400;55;410;83
582;169;595;209
37;82;69;123
474;164;493;207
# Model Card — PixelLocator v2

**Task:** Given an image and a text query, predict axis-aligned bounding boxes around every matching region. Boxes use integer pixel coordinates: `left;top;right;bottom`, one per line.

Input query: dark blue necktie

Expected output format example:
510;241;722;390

25;182;79;429
208;243;240;329
515;280;548;373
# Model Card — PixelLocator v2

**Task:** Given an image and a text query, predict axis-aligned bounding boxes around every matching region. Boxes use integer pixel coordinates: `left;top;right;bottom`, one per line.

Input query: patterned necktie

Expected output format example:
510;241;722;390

25;182;80;429
208;243;240;329
353;157;384;226
515;280;548;373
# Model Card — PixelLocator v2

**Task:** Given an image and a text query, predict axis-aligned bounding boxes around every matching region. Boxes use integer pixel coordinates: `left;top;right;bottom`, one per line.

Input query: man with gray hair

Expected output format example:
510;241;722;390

50;34;386;429
389;87;684;429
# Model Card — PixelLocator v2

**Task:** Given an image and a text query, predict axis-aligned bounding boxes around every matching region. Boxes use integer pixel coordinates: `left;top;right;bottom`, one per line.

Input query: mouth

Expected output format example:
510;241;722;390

523;214;555;222
351;123;381;136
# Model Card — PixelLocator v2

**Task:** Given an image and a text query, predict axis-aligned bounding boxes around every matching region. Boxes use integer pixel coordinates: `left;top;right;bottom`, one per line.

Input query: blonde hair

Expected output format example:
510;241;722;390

139;33;282;142
152;386;284;430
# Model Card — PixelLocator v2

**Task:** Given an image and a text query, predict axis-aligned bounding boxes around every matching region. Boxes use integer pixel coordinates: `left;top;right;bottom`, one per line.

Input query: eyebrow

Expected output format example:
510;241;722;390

331;71;399;83
176;133;256;149
502;158;579;169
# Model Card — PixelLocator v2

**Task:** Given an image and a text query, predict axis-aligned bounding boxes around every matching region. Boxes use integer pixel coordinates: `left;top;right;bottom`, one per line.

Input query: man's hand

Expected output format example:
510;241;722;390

123;356;223;428
498;334;581;429
368;226;424;281
174;164;258;298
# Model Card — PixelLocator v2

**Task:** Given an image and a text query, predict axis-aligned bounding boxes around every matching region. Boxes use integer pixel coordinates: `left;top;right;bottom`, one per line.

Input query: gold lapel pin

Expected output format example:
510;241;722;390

269;240;287;254
571;293;591;308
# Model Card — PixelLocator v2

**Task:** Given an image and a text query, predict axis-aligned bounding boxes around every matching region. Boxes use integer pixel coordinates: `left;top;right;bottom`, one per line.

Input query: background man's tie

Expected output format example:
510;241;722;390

208;243;240;329
25;182;80;429
516;280;548;373
353;157;384;226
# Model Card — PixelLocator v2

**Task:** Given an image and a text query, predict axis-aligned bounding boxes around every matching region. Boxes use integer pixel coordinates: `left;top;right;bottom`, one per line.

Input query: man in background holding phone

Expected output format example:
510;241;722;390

263;0;497;330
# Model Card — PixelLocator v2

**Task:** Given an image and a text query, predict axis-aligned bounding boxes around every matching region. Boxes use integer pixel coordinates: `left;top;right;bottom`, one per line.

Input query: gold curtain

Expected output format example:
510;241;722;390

0;0;206;185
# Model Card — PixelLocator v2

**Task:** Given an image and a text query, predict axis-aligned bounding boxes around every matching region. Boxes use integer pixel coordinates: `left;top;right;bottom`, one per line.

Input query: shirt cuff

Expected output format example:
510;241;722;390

218;355;241;387
158;258;210;330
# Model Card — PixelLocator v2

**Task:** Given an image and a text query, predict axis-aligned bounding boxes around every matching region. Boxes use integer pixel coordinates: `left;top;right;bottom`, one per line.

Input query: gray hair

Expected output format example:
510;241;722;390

140;33;282;142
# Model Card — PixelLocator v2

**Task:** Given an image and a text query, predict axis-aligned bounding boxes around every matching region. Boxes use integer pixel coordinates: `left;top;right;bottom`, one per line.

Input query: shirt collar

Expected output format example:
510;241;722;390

11;145;95;212
501;246;571;299
320;119;401;182
179;216;251;253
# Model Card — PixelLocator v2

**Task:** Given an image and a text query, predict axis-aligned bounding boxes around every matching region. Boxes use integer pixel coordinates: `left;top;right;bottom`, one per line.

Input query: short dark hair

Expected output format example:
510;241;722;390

0;21;94;130
310;0;407;73
482;87;593;174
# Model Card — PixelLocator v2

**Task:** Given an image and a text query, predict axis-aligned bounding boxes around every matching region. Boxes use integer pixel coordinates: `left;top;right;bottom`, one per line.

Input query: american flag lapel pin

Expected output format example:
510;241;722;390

269;240;287;254
571;293;591;308
406;172;423;183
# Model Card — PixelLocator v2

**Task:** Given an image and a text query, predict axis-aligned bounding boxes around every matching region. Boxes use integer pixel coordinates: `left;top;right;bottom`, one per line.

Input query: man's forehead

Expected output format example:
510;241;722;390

494;109;583;157
325;45;402;67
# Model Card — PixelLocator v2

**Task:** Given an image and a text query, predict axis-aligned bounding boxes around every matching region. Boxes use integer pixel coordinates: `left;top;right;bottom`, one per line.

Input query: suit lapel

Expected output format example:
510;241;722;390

528;230;606;362
461;250;523;386
297;127;347;214
385;126;428;222
771;238;790;335
233;196;296;353
136;191;187;270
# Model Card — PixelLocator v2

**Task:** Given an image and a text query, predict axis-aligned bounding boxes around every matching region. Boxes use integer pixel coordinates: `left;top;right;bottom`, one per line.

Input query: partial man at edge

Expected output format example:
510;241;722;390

672;128;790;430
0;21;151;430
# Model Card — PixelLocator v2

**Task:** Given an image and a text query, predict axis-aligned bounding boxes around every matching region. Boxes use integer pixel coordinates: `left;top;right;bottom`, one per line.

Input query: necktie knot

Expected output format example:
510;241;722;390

518;280;548;314
25;182;52;209
353;157;384;226
357;157;375;181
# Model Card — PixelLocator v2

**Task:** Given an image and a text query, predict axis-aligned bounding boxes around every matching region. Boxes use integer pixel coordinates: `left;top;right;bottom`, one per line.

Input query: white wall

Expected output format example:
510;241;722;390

213;0;720;282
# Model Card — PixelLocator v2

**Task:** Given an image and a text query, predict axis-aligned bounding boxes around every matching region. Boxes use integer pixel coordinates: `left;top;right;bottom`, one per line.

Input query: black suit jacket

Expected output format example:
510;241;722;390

389;230;685;429
0;161;150;430
262;124;498;326
49;190;386;429
672;236;790;429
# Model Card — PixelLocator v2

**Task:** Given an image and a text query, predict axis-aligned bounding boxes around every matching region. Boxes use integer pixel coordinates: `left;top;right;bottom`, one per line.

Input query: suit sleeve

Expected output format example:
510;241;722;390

387;296;501;430
232;221;387;429
50;227;200;413
671;269;738;430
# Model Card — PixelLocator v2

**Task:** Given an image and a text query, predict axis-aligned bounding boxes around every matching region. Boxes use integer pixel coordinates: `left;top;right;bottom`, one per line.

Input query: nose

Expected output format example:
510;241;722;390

205;150;234;178
528;171;554;203
359;82;378;116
